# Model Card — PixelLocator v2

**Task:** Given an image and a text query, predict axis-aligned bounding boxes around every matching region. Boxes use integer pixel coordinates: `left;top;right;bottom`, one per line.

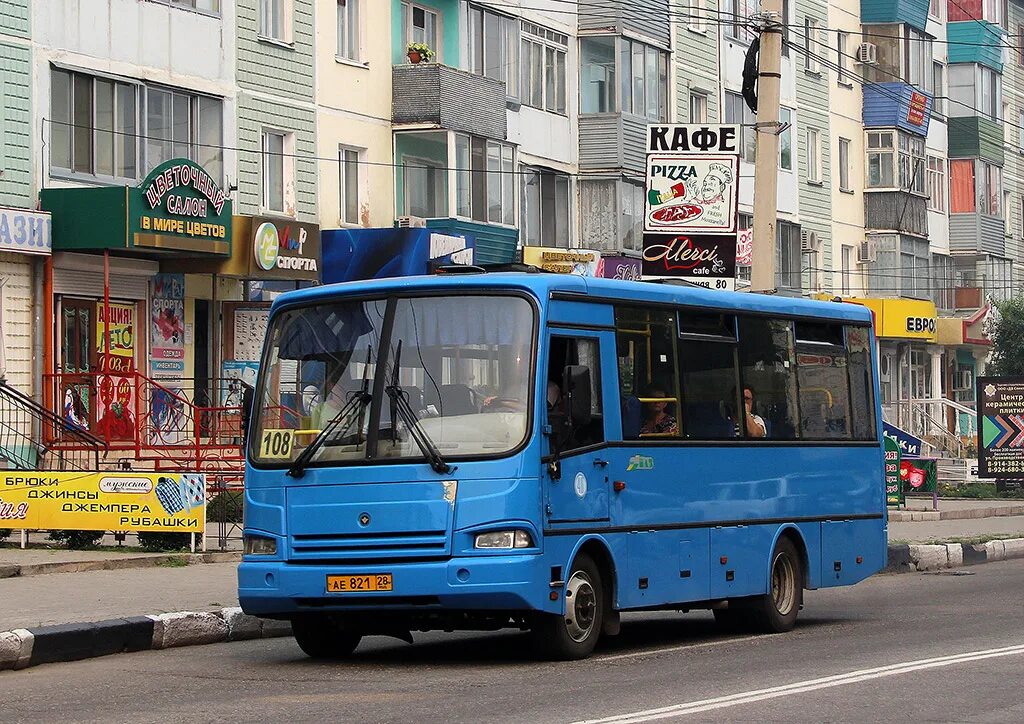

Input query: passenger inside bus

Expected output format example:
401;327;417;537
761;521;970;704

639;386;678;436
727;386;767;438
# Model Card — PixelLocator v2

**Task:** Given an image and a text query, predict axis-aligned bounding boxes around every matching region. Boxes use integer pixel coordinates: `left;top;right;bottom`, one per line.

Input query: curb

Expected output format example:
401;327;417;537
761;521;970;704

0;552;241;579
0;607;291;672
888;505;1024;522
886;537;1024;573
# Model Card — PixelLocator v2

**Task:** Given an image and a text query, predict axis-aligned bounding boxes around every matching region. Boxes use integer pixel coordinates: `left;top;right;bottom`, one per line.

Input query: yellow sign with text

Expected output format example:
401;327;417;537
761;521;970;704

0;472;205;533
814;295;937;342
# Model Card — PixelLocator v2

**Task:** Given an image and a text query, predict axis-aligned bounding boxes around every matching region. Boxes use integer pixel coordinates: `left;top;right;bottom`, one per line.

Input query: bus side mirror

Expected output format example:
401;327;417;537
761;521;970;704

563;365;592;428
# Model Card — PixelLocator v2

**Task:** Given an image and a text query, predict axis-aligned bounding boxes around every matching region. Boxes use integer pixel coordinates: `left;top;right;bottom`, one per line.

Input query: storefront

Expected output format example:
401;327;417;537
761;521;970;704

39;159;233;435
937;304;992;440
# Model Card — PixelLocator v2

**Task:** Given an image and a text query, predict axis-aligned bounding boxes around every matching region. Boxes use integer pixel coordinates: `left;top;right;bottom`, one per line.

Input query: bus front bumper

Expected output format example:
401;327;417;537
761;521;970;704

238;554;555;617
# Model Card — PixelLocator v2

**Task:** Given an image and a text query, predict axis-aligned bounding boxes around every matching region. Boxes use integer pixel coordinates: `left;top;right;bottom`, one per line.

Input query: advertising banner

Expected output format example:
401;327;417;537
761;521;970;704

882;420;923;459
321;228;475;283
600;256;642;281
0;472;205;533
736;228;753;266
641;232;737;290
901;458;938;494
0;206;51;256
96;302;136;373
977;376;1024;478
644;154;740;233
522;247;601;276
885;437;902;506
251;216;321;280
150;273;186;376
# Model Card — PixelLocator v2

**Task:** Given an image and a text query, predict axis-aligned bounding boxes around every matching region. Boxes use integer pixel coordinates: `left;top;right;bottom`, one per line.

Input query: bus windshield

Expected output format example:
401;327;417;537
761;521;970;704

251;294;535;468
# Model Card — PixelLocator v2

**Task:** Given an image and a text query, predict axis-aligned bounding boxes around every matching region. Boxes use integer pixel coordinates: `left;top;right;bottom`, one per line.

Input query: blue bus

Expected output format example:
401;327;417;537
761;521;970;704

239;271;886;660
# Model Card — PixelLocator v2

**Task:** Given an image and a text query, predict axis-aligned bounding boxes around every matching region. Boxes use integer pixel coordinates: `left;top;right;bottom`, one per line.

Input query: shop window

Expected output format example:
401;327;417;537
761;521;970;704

468;5;519;101
521;21;567;113
614;307;681;441
401;2;440;58
339;145;362;226
522;167;570;247
337;0;361;61
737;317;799;439
794;322;852;440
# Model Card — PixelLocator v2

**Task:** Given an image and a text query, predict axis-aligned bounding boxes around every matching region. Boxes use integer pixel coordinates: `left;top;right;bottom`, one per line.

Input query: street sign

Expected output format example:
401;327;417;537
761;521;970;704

977;376;1024;478
885;436;902;507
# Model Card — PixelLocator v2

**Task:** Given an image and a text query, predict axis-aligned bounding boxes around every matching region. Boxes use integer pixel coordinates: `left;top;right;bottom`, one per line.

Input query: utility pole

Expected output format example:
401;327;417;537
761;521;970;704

750;5;783;292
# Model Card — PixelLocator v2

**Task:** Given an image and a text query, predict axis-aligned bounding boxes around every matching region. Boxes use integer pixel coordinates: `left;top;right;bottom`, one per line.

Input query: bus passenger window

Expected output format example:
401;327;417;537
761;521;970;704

614;307;682;441
846;326;877;440
677;338;737;440
795;322;852;440
737;317;799;440
548;336;604;450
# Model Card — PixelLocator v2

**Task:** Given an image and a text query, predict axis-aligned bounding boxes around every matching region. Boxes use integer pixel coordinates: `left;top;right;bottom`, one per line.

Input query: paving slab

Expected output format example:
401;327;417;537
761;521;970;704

888;515;1024;544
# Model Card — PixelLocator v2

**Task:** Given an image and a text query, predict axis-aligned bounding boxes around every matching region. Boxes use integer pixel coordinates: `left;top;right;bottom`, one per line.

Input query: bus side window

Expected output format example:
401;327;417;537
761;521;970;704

548;336;604;450
613;307;682;441
737;317;800;440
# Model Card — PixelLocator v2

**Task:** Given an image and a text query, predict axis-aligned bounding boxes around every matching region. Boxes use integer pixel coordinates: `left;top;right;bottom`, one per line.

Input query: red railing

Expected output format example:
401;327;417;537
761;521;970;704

43;372;247;472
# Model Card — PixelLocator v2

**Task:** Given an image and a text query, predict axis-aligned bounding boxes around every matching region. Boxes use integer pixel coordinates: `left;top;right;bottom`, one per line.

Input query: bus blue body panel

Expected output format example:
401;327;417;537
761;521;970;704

239;273;886;621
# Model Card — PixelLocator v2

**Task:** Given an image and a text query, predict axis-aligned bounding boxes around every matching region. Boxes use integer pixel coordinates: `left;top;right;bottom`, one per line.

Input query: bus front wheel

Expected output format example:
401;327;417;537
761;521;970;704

749;536;803;633
291;615;362;659
531;554;604;660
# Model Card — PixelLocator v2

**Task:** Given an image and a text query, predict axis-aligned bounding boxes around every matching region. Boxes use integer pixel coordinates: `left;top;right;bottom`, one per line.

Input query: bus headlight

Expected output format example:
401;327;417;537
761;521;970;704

244;534;277;555
474;530;533;549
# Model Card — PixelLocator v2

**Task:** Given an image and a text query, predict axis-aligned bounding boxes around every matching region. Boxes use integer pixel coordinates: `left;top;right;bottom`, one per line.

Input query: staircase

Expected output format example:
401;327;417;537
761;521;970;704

0;380;104;471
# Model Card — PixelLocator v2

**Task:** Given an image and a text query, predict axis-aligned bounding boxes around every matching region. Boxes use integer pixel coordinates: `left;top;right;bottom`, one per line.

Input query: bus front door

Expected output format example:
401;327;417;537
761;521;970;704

545;334;611;524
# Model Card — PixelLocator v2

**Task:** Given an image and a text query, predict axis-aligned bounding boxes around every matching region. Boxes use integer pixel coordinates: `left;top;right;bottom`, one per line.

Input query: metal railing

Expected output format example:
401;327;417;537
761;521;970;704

0;380;105;471
885;397;978;459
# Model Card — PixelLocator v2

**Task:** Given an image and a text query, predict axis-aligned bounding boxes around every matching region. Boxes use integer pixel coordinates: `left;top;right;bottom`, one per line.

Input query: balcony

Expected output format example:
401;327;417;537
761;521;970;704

949;213;1005;256
578;114;648;173
954;286;983;310
947;22;1004;71
860;0;929;30
392;64;506;140
947;117;1004;165
863;84;932;137
865;191;929;236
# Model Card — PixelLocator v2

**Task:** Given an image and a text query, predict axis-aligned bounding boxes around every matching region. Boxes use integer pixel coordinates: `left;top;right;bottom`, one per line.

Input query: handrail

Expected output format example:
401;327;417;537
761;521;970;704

0;380;104;471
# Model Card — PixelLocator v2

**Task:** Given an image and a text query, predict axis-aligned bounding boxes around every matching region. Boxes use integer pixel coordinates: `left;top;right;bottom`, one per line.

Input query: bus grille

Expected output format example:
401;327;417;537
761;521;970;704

289;530;450;560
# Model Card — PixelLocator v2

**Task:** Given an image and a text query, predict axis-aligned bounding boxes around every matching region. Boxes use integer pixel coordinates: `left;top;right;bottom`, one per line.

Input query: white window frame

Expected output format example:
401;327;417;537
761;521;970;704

338;145;363;226
837;31;850;85
926;156;946;212
806;127;821;183
805;17;822;73
689;91;708;123
928;0;943;20
259;0;292;44
686;0;707;33
337;0;361;63
838;137;851;192
521;20;567;113
146;0;221;15
779;107;793;170
262;129;294;216
522;166;571;247
402;2;442;59
840;245;852;295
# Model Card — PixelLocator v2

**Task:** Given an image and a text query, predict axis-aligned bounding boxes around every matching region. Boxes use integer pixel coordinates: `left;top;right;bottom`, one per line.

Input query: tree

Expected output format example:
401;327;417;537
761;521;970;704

988;296;1024;376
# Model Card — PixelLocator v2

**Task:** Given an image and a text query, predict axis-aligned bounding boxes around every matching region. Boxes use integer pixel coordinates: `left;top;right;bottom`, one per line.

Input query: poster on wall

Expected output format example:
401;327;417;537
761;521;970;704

233;309;269;362
600;256;642;281
977;376;1024;479
96;302;135;373
641;232;737;290
150;274;186;376
222;360;260;407
94;301;136;441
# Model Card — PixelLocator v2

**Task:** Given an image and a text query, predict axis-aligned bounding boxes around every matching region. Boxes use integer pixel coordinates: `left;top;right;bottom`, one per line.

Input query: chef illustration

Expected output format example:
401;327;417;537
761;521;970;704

687;162;734;228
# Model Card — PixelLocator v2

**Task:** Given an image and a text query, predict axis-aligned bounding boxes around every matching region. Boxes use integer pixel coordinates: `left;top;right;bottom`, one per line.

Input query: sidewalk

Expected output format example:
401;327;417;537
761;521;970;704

888;498;1024;543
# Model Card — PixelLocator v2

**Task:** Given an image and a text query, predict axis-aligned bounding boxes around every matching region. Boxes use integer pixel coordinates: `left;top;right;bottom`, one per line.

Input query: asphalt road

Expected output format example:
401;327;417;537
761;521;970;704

4;560;1024;723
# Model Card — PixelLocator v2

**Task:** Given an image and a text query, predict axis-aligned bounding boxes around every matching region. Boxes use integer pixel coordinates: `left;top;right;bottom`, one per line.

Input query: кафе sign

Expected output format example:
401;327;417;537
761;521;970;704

40;158;233;256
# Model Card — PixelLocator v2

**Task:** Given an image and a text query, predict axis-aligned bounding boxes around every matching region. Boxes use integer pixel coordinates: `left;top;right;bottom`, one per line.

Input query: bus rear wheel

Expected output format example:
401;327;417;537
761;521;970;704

749;537;802;633
291;615;362;659
530;554;604;660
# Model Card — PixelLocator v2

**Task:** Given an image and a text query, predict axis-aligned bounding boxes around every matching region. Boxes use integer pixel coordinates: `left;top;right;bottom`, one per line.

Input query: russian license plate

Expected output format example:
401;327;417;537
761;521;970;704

326;573;393;593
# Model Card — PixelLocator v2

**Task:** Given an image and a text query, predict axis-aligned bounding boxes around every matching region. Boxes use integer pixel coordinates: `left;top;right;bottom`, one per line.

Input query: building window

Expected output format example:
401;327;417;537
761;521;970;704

579;36;666;121
804;17;821;73
806;128;821;182
685;0;707;32
951;159;1002;216
837;31;849;84
454;134;514;226
866;130;924;193
725;90;756;162
262;130;292;215
1018;24;1024;65
401;2;440;58
469;6;520;101
50;67;223;183
337;0;360;61
339;146;361;225
779;108;793;170
929;0;942;19
979;65;1000;120
521;21;567;113
148;0;221;12
905;27;931;88
1005;190;1013;234
838;137;851;191
1020;195;1024;239
260;0;288;42
841;245;852;294
522;167;570;247
689;92;708;123
979;161;1002;216
728;0;757;42
926;156;946;212
932;62;945;118
777;221;802;291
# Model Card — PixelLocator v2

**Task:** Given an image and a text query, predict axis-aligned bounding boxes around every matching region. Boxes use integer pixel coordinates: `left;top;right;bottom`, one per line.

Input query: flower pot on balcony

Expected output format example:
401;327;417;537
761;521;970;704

408;50;423;64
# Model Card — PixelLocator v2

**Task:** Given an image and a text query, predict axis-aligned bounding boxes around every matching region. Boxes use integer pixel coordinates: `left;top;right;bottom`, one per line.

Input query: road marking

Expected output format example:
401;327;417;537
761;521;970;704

596;635;763;663
577;642;1024;722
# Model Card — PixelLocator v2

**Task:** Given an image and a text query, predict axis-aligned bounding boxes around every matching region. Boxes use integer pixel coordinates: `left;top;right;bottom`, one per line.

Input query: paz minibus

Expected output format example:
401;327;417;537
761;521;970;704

238;271;886;660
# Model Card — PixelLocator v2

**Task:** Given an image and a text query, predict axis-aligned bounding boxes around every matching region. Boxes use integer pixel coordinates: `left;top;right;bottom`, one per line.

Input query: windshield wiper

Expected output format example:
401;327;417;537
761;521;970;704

384;340;453;475
288;346;373;479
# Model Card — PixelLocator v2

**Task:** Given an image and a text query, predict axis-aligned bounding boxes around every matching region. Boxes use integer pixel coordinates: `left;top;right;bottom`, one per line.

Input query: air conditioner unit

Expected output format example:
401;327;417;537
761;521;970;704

397;215;427;228
856;42;877;65
800;230;819;253
857;239;877;263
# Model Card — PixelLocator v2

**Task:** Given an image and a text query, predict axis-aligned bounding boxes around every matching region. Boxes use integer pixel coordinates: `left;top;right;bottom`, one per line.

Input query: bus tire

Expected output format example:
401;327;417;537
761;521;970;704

749;537;802;634
530;553;604;660
291;615;362;659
